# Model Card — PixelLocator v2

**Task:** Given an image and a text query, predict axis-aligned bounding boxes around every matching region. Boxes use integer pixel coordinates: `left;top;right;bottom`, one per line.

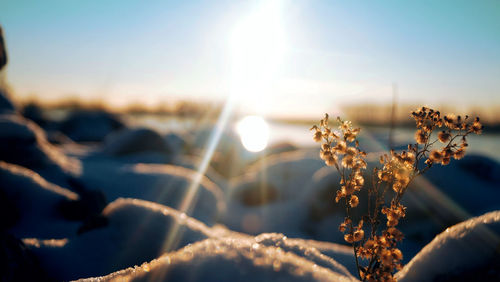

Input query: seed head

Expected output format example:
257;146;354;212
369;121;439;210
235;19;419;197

437;131;451;143
349;195;359;207
415;129;427;144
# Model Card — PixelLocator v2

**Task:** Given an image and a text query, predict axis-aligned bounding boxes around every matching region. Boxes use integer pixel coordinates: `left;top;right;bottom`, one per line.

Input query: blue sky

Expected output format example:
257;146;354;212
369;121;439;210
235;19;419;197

1;0;499;117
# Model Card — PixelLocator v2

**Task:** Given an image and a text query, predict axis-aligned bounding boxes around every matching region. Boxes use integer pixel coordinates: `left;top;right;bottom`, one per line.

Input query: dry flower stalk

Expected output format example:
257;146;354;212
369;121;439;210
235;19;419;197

311;107;483;281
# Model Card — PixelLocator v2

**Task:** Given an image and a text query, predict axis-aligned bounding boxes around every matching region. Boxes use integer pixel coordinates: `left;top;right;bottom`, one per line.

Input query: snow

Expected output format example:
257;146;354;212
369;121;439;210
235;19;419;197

190;126;249;178
67;208;500;282
101;127;171;157
164;132;188;155
0;114;81;184
20;192;359;281
0;161;80;238
58;110;126;142
423;155;500;215
75;233;357;282
2;109;499;281
24;197;226;280
396;210;500;281
222;150;325;235
80;161;226;225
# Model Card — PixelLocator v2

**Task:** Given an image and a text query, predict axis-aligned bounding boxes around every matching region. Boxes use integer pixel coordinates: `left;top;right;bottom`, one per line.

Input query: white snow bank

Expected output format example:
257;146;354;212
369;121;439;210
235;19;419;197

26;198;231;280
0;161;80;237
222;150;327;235
423;155;500;215
190;126;249;178
102;198;227;239
238;150;325;200
0;114;81;181
252;233;357;277
76;233;357;282
81;161;226;225
23;238;68;248
396;210;500;281
27;198;358;281
170;155;230;193
164;132;188;155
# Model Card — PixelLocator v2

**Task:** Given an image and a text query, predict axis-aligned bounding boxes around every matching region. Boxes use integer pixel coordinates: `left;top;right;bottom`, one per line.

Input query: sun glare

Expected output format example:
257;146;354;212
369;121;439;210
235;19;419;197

229;0;286;113
236;116;270;152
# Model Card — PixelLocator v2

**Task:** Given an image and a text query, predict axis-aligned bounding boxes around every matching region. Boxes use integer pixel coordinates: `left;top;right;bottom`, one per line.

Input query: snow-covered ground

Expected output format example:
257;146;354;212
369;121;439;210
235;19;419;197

1;99;500;281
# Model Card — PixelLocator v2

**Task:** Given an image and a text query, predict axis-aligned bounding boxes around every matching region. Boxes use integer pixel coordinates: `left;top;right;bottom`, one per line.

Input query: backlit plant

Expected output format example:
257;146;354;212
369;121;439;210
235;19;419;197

311;107;483;281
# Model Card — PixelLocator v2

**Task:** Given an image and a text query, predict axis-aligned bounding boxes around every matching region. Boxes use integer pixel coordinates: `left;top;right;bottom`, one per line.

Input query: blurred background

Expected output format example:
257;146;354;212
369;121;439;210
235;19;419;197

0;1;499;279
2;0;499;153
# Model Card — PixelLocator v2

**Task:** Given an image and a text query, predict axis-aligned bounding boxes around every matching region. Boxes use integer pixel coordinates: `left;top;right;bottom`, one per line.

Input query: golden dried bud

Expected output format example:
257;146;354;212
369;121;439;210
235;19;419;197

349;195;359;208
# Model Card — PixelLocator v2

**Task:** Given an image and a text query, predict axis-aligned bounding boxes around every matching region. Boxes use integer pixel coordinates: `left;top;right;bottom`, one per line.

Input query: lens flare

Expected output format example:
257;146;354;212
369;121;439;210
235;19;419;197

236;116;270;152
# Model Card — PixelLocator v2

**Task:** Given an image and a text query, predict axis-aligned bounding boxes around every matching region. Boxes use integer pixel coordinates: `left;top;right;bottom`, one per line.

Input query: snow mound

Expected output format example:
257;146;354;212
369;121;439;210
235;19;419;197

165;132;188;155
101;127;171;157
264;141;298;157
458;154;500;183
24;196;360;281
0;161;79;237
102;198;226;239
304;164;377;244
305;167;343;220
423;154;500;215
81;162;225;225
0;114;81;180
170;155;229;193
396;210;500;281
26;198;231;280
59;110;126;142
222;150;325;235
76;233;357;282
190;127;247;178
237;150;325;201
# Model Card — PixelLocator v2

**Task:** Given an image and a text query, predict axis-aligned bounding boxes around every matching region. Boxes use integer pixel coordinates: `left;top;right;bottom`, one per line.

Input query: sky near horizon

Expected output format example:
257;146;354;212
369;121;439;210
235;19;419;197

0;0;499;118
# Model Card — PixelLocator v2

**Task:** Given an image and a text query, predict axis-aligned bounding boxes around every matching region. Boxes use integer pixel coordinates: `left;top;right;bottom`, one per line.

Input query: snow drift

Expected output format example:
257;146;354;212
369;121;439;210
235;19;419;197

75;232;357;282
25;198;231;280
80;162;226;225
0;161;79;238
396;210;500;281
0;114;81;184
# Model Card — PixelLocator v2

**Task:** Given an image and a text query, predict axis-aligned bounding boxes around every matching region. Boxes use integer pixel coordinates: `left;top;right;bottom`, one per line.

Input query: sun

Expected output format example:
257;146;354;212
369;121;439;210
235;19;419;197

236;116;270;152
229;0;286;113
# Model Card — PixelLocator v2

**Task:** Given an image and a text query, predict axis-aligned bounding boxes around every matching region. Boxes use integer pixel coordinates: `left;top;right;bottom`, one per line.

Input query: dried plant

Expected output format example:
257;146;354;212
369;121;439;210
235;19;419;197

311;107;483;281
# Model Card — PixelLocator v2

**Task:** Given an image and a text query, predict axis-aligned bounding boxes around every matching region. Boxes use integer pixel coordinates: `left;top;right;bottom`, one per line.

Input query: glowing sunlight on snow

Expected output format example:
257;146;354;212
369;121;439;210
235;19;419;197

236;116;270;152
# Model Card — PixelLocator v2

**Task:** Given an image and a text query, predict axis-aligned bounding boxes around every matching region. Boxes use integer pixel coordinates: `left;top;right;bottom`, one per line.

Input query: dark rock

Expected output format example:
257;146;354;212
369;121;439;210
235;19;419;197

0;27;15;114
0;26;6;70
